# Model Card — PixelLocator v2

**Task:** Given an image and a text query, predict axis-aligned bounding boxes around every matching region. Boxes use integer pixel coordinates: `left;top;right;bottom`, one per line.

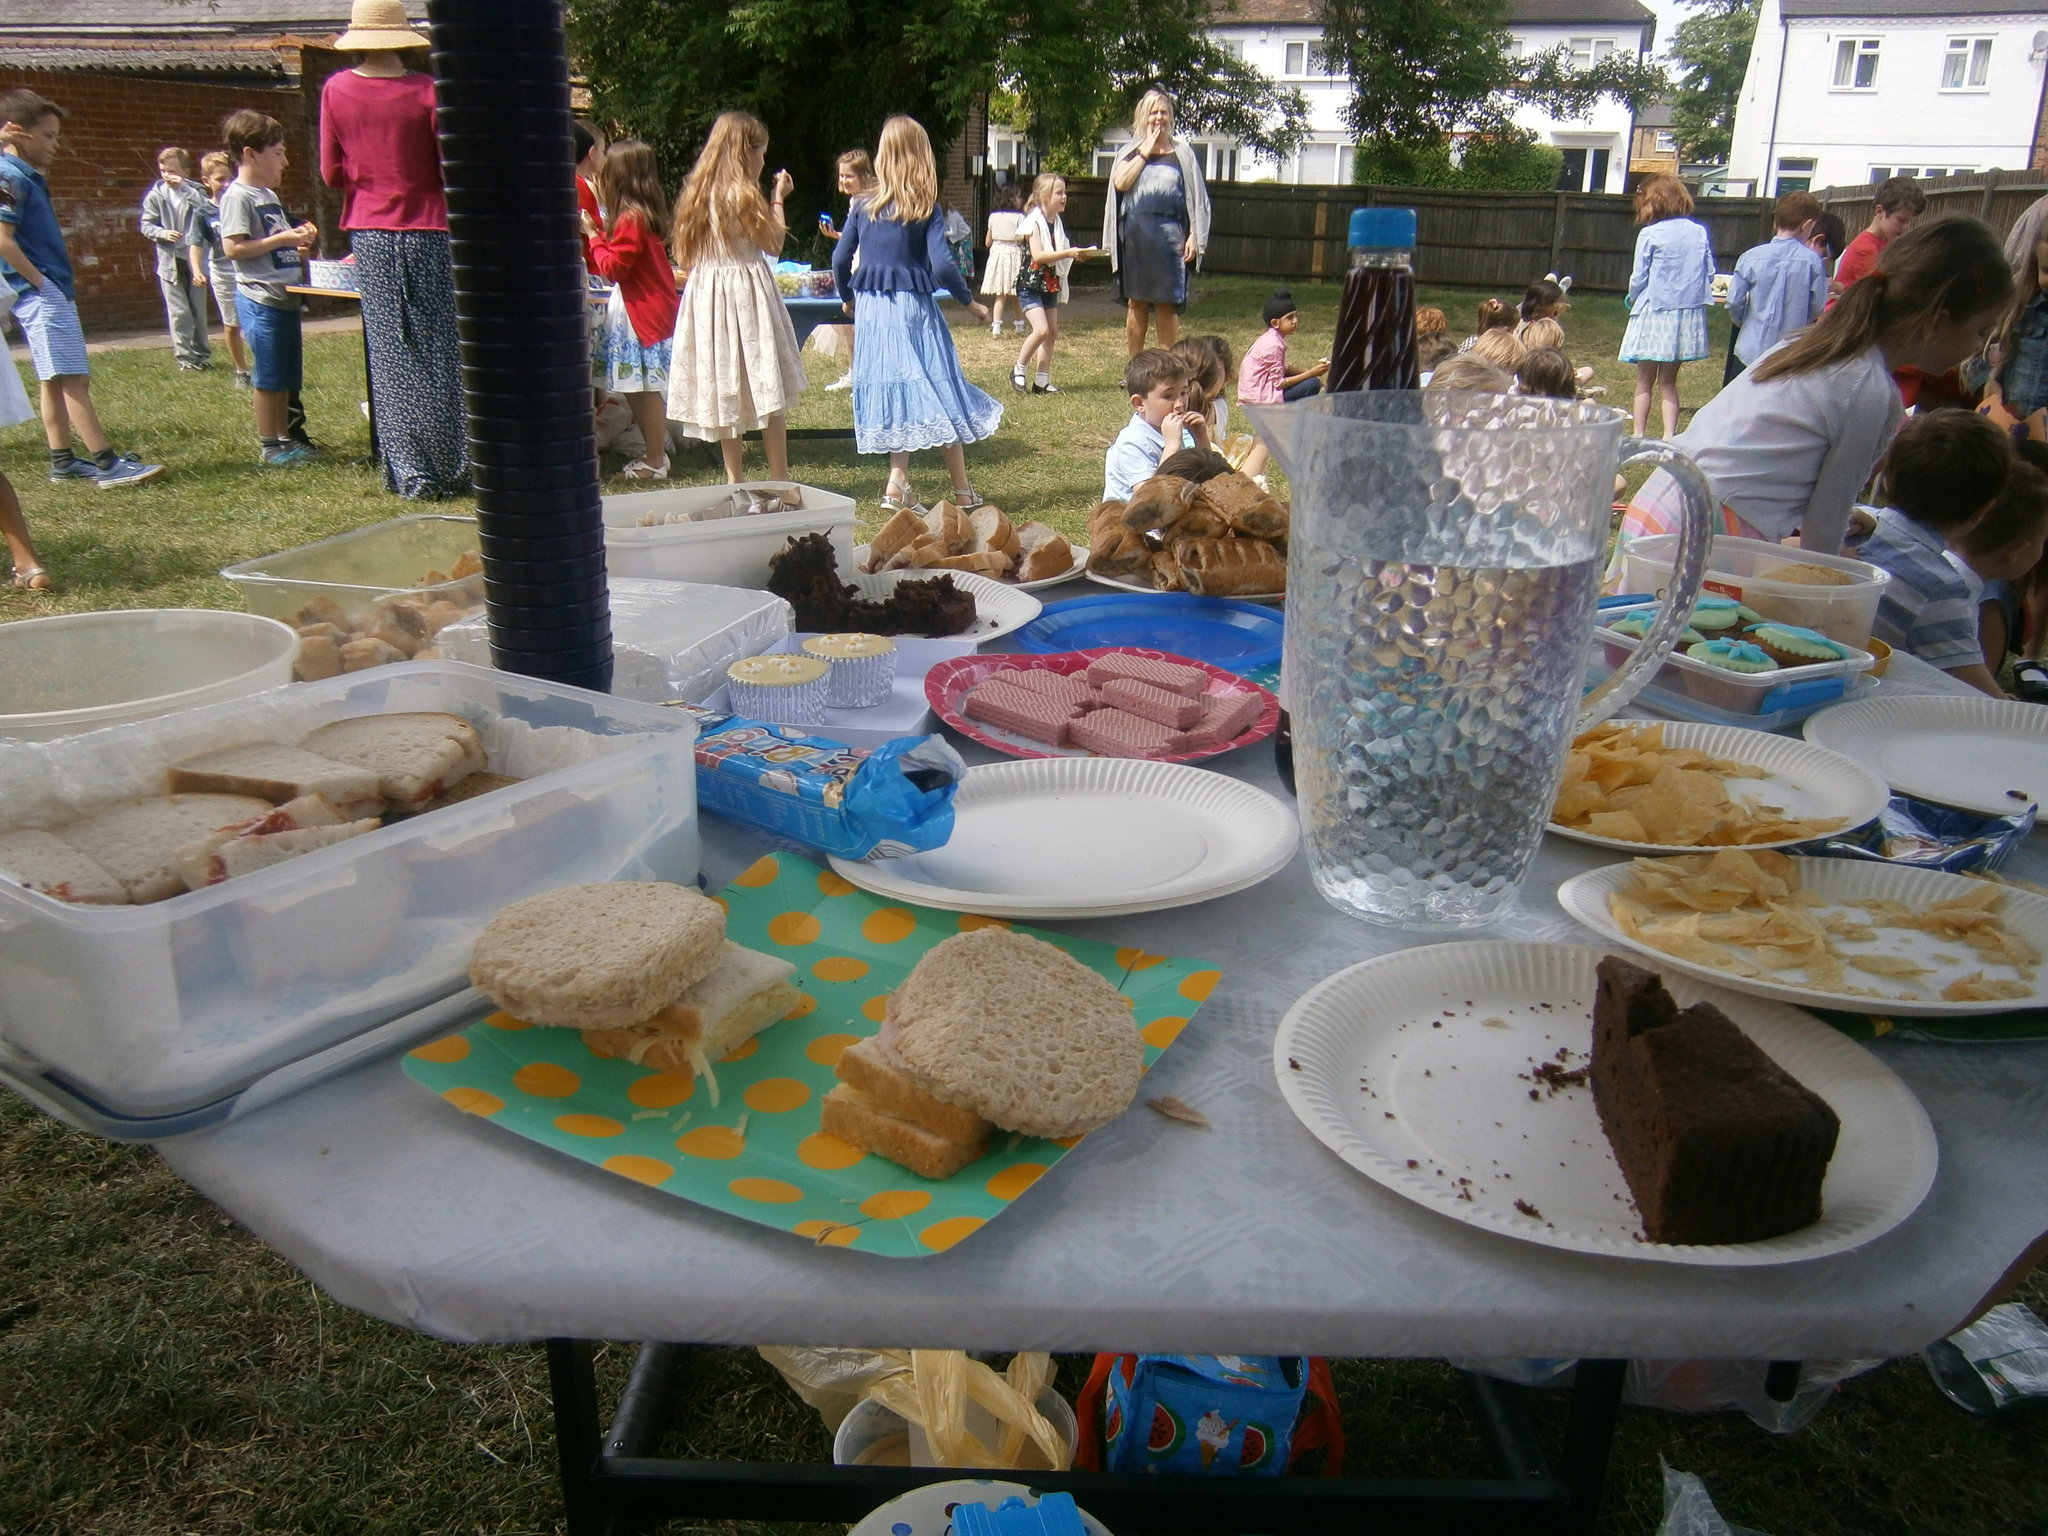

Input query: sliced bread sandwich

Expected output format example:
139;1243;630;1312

167;740;385;820
177;818;383;889
469;882;729;1029
821;1033;992;1179
0;828;130;905
580;941;802;1105
56;793;277;904
299;711;487;814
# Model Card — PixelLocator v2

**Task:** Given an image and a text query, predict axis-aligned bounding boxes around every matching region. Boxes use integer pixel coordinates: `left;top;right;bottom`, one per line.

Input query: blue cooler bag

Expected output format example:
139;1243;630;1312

1101;1355;1306;1476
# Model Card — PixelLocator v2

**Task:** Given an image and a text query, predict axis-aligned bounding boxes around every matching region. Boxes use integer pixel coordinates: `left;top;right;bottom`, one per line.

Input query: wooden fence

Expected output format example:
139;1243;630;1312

1814;167;2046;246
1061;177;1777;295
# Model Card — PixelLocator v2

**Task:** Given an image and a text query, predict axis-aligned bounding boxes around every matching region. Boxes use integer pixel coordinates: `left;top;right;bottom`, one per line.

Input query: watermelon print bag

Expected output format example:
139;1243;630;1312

1076;1354;1344;1477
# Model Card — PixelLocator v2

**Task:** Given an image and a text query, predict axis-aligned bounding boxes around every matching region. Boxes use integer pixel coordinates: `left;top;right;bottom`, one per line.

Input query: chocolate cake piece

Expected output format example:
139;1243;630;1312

1590;956;1839;1245
766;534;977;638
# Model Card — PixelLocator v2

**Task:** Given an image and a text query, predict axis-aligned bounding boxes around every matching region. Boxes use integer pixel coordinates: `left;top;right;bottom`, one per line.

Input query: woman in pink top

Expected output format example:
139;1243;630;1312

319;1;466;498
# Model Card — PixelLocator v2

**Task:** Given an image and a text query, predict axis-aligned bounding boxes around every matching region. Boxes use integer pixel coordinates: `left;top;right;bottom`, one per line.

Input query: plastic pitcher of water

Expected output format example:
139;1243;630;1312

1243;390;1713;930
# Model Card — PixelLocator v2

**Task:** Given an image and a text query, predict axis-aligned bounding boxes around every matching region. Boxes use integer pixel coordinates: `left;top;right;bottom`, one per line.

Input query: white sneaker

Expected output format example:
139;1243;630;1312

619;458;669;480
824;373;854;392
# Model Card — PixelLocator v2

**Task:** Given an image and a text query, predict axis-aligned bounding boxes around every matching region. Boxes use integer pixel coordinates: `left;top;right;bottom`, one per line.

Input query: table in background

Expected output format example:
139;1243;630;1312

285;286;376;464
155;635;2048;1533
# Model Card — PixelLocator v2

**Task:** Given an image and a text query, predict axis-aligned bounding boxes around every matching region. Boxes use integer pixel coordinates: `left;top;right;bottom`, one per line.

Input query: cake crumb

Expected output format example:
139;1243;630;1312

1482;1017;1509;1028
1514;1199;1543;1218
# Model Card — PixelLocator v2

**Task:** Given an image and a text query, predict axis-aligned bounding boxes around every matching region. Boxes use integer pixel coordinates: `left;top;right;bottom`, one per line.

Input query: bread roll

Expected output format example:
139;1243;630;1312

1122;474;1198;533
1015;522;1075;582
1175;537;1286;597
1088;500;1149;575
1196;471;1290;539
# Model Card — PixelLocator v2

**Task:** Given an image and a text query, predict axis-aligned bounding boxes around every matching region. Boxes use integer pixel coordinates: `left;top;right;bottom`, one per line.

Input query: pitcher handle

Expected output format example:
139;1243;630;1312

1576;437;1716;731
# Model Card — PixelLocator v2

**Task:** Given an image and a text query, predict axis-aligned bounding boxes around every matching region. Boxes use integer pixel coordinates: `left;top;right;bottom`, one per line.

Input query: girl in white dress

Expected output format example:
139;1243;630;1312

979;183;1026;336
667;111;808;483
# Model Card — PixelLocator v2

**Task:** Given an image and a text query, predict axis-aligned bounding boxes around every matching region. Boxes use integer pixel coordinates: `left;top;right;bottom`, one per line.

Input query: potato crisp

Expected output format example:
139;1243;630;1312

1606;850;2041;1005
1553;723;1848;848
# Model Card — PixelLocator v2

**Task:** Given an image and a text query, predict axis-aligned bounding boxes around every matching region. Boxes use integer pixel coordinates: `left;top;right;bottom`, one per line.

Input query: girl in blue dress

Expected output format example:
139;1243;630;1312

832;115;999;512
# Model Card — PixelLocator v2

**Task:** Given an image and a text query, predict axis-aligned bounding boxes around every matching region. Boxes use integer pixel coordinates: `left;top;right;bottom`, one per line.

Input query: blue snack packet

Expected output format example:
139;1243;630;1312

1799;794;2034;876
951;1493;1087;1536
678;705;964;859
1102;1355;1305;1476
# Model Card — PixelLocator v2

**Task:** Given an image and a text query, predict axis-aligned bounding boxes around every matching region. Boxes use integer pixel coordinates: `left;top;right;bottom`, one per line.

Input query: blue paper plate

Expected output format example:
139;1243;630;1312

1015;592;1285;670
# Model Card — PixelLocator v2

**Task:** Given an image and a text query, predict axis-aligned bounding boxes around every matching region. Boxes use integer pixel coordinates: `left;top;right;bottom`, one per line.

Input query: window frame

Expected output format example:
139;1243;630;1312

1832;36;1881;91
1940;35;1993;91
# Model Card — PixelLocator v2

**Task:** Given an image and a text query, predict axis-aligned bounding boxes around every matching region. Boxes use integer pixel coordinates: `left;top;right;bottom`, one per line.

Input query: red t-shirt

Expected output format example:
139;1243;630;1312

1833;229;1886;293
319;69;446;232
587;209;680;347
577;175;600;264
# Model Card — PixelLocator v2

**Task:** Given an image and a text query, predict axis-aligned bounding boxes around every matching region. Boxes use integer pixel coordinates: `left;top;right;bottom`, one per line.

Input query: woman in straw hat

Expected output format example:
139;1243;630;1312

320;0;468;497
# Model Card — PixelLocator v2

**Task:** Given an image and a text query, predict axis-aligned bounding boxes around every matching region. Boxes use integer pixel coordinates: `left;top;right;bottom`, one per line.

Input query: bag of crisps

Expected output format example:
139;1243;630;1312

1075;1354;1344;1477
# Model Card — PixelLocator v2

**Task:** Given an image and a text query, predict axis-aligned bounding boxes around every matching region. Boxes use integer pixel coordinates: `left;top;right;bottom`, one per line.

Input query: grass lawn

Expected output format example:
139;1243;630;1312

2;278;2046;1536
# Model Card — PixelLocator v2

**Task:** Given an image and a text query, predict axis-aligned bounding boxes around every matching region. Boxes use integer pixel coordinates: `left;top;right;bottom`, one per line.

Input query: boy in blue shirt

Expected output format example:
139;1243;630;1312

1724;190;1827;386
0;88;165;488
1104;348;1203;503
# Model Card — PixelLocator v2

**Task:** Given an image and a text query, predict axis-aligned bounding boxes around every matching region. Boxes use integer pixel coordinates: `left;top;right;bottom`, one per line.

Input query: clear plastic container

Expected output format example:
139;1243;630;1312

1621;534;1890;650
603;482;857;589
0;662;700;1118
223;514;484;621
1590;604;1878;727
0;610;299;742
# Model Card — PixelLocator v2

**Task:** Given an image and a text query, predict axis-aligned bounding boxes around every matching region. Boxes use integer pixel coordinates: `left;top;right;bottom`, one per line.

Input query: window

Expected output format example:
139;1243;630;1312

1833;37;1880;89
1284;40;1338;76
1094;144;1120;177
1942;36;1992;89
1566;36;1617;70
1218;37;1245;59
1557;147;1587;191
1776;156;1816;195
1285;41;1308;74
1654;130;1678;154
1295;141;1345;184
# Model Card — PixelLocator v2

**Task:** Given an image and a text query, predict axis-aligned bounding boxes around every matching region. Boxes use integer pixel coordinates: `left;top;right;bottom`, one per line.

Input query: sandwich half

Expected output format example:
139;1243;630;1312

821;1035;991;1179
580;942;802;1105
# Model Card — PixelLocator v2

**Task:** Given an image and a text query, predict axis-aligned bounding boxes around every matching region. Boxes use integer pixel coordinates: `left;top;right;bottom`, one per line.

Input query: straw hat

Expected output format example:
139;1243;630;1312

334;0;429;50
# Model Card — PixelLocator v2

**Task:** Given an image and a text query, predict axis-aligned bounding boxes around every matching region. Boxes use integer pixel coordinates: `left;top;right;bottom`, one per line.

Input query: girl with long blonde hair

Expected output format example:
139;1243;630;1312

832;115;999;512
1010;172;1100;393
666;110;808;483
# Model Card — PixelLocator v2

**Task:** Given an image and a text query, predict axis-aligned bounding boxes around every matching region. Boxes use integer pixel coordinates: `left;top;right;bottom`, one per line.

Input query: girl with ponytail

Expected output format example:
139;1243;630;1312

1609;215;2013;578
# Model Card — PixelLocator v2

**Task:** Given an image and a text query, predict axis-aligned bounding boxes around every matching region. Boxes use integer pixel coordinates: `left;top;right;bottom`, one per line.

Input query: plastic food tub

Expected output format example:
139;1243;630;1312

602;482;857;589
1591;605;1878;728
0;609;299;742
0;661;700;1119
1621;534;1890;651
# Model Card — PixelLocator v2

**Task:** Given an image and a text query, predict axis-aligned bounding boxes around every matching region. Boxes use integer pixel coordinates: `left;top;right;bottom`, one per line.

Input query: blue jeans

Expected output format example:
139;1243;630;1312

1283;377;1322;403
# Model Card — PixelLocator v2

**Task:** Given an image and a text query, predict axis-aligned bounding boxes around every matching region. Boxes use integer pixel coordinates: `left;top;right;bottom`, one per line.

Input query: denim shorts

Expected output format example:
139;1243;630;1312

1015;285;1051;313
236;292;303;393
12;285;90;379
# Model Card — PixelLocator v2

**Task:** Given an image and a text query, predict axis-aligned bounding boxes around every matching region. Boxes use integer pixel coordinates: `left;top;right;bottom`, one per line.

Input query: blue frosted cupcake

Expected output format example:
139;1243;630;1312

1687;595;1764;635
1684;638;1778;711
1745;622;1850;668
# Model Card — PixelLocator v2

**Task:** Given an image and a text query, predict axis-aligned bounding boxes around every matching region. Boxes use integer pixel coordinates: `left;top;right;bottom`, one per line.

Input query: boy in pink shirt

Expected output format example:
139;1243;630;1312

1237;290;1327;482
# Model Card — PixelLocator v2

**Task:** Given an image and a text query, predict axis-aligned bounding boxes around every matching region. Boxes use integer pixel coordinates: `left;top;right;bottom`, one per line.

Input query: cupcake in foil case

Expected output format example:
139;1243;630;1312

801;632;898;707
726;653;831;725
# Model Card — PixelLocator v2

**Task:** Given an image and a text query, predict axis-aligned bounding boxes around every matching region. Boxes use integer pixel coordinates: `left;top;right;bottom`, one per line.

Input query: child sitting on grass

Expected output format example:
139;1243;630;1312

1949;446;2048;698
1416;306;1455;372
1104;347;1201;502
1458;297;1516;354
1236;290;1327;482
1858;409;2014;697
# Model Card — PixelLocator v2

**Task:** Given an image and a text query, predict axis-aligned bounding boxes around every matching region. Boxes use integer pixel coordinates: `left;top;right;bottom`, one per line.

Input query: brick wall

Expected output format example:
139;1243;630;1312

5;68;317;333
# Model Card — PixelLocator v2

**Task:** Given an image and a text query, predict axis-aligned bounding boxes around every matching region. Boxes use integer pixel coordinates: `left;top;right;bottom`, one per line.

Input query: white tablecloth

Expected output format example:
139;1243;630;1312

157;642;2048;1362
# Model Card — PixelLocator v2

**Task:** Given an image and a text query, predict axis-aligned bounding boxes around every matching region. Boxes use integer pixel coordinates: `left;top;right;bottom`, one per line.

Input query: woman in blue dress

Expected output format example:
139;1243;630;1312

832;116;1000;513
1101;89;1211;357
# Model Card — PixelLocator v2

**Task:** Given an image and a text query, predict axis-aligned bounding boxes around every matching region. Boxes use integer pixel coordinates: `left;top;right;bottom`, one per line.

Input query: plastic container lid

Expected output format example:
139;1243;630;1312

1348;207;1416;249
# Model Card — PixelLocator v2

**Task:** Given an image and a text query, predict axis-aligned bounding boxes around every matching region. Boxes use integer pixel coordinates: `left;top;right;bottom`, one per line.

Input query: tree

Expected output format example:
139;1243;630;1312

1316;0;1665;176
564;0;1307;241
1669;0;1758;164
1353;131;1562;192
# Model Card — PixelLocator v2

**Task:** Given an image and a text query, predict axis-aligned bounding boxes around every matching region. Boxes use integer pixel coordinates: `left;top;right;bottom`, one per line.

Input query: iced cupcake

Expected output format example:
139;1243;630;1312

1745;622;1850;668
1684;638;1778;712
800;632;898;707
1602;606;1702;672
726;653;831;725
1686;595;1763;635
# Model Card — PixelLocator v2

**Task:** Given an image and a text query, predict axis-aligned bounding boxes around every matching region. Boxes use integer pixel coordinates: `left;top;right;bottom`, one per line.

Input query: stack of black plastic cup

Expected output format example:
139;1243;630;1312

428;0;612;693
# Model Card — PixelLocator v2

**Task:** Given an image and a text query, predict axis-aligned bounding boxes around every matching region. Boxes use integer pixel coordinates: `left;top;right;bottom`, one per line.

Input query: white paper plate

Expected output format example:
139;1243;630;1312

1559;857;2048;1016
1546;721;1891;855
1273;942;1936;1266
849;1481;1112;1536
840;568;1043;643
1086;565;1284;605
828;756;1299;918
1804;694;2048;818
853;543;1088;593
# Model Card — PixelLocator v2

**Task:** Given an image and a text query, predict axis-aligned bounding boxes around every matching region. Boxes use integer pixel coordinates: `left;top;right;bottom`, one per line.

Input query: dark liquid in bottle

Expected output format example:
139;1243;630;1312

1277;258;1417;794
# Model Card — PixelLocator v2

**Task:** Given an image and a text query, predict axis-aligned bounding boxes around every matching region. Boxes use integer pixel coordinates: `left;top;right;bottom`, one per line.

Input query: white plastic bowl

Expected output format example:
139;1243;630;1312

0;609;299;740
832;1387;1078;1470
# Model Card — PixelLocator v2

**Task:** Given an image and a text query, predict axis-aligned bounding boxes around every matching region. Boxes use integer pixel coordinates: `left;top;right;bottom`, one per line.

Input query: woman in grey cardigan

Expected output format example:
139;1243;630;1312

1100;90;1210;357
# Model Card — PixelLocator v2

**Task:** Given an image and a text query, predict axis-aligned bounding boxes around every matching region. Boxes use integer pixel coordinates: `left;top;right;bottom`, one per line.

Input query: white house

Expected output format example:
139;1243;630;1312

1726;0;2048;196
986;0;1657;192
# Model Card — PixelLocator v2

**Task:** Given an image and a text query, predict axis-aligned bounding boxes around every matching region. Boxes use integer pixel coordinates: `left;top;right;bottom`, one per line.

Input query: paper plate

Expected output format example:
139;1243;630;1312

849;1481;1113;1536
403;853;1216;1259
843;568;1043;643
1559;856;2048;1017
854;543;1088;593
1804;694;2048;818
924;648;1278;765
1016;592;1285;672
1546;720;1891;855
1273;941;1936;1266
1087;565;1283;604
827;756;1299;918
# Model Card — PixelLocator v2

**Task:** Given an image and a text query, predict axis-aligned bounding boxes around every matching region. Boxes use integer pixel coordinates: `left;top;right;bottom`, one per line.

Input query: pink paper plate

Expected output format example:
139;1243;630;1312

924;646;1279;764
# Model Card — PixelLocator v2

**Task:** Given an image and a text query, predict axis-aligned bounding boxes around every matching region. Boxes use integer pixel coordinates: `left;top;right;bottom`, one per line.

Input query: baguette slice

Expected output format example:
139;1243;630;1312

167;741;385;820
56;793;277;904
0;828;129;905
820;1084;990;1180
177;818;382;890
922;500;971;553
1014;522;1075;582
968;506;1017;559
299;711;487;813
931;549;1012;576
865;506;927;572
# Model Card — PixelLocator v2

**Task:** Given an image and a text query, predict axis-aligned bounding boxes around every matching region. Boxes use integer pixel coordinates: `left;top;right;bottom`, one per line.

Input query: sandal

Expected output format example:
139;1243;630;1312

1011;369;1028;392
879;485;921;514
952;491;985;511
8;567;52;592
2015;658;2048;703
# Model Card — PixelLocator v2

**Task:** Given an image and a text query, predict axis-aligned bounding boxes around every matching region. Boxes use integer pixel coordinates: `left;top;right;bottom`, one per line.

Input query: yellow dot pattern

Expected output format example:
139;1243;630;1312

400;853;1218;1261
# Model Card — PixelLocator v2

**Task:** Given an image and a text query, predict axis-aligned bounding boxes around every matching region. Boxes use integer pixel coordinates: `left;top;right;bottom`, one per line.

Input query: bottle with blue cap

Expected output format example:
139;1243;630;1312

1327;206;1418;393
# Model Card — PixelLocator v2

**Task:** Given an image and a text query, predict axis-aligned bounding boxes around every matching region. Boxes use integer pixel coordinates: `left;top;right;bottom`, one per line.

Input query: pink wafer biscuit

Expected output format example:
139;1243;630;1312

1085;653;1207;697
1176;688;1263;747
1005;669;1098;707
1101;677;1204;728
1069;707;1176;758
962;680;1077;745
